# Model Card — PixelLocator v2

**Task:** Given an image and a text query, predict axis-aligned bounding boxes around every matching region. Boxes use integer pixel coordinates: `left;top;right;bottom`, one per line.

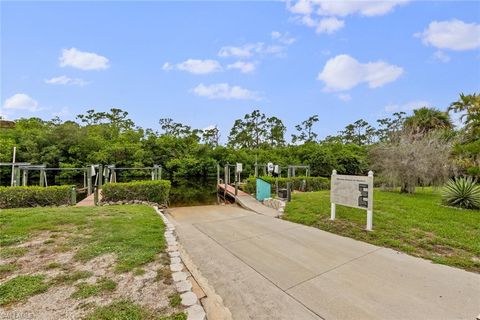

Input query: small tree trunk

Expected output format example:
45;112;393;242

400;183;415;194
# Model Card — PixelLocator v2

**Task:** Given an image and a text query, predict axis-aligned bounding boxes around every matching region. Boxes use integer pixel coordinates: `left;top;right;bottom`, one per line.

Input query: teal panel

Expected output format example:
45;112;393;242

256;178;271;201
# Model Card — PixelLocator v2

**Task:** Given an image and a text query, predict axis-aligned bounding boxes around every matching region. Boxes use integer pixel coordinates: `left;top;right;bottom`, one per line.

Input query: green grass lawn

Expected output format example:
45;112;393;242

0;205;166;273
0;205;185;319
284;188;480;273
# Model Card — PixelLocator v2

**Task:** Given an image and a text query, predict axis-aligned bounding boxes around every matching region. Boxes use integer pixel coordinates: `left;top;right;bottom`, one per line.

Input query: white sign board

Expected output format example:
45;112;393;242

236;163;243;173
267;162;274;173
274;165;280;174
330;170;374;230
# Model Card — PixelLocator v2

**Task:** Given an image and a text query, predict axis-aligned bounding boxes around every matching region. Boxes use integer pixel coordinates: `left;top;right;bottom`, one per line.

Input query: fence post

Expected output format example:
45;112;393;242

366;170;374;231
15;167;21;187
87;166;92;195
71;187;77;205
330;170;337;220
39;168;45;187
224;164;228;201
22;169;28;186
234;171;238;196
98;165;103;189
94;187;99;206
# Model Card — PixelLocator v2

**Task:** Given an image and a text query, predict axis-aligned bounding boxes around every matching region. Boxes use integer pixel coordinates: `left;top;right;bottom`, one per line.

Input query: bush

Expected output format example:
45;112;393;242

102;180;171;205
442;177;480;209
0;186;75;209
244;176;330;194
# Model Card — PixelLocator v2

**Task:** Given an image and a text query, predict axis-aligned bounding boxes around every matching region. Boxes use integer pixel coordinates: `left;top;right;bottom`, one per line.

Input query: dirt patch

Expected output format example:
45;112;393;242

1;231;76;282
0;233;182;319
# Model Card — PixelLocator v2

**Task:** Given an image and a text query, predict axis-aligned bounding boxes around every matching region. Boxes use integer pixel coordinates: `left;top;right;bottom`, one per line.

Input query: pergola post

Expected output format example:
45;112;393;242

39;168;45;187
98;165;103;189
22;169;28;186
87;166;92;195
14;167;21;187
71;187;77;205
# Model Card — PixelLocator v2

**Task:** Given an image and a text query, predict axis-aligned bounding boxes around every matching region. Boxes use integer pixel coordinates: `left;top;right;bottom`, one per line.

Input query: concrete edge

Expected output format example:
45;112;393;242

178;242;234;320
154;206;208;320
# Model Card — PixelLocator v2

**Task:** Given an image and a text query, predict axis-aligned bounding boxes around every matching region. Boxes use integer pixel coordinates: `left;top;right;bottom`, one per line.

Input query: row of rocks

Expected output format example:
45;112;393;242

101;200;167;208
153;206;206;320
262;197;286;215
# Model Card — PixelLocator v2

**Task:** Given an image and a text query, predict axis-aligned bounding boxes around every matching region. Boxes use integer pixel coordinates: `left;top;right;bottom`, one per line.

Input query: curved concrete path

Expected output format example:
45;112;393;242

167;205;480;320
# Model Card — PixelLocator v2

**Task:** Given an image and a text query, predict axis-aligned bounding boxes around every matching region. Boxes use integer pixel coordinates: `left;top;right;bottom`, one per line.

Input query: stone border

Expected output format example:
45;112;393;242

154;206;207;320
262;197;286;216
101;200;166;208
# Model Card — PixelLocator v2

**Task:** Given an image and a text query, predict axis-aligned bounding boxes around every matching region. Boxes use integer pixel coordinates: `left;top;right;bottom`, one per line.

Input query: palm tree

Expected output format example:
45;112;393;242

448;93;480;136
404;107;453;134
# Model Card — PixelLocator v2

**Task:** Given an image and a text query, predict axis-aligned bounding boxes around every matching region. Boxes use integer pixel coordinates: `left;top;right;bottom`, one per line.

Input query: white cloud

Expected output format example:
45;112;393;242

227;61;256;74
432;50;450;63
337;93;352;102
162;62;174;71
300;15;318;27
2;93;39;112
288;0;313;15
45;75;88;86
271;31;296;45
218;42;284;58
384;100;430;113
316;17;345;34
288;1;408;34
318;54;403;91
315;1;408;17
218;45;254;58
192;83;260;100
165;59;222;74
415;19;480;51
60;48;109;70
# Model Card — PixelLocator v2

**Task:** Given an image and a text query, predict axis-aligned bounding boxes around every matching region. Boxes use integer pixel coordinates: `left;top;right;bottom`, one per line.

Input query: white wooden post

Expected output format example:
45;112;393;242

11;147;16;187
330;169;337;220
366;170;374;231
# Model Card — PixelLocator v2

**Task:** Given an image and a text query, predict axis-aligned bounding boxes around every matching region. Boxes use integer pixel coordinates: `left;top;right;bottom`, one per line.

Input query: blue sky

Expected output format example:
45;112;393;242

1;1;479;141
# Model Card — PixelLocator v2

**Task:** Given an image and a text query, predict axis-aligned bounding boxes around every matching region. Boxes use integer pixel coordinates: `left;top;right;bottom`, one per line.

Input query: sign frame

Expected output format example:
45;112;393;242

330;170;374;231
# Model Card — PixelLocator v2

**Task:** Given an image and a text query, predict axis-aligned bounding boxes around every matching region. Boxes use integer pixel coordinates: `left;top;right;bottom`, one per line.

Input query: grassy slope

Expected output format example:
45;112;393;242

284;188;480;273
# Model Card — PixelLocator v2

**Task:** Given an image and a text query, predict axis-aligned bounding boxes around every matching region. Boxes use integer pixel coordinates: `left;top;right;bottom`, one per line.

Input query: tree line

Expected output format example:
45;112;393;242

0;93;478;192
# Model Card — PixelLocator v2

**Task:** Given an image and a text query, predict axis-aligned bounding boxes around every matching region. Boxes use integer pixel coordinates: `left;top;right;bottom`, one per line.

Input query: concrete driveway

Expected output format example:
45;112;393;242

167;205;480;320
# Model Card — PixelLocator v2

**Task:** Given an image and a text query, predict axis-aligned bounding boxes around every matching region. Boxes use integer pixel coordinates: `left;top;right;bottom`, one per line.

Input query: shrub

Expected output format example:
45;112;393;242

102;180;170;205
244;176;329;194
0;186;75;209
442;177;480;209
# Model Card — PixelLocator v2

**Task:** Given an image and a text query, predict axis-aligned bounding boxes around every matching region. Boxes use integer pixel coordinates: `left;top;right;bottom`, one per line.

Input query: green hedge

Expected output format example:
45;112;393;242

0;186;75;209
244;176;330;194
102;180;171;205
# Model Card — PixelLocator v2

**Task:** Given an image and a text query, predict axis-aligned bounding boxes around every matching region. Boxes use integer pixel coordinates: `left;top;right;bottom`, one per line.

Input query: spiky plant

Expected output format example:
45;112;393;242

442;177;480;209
